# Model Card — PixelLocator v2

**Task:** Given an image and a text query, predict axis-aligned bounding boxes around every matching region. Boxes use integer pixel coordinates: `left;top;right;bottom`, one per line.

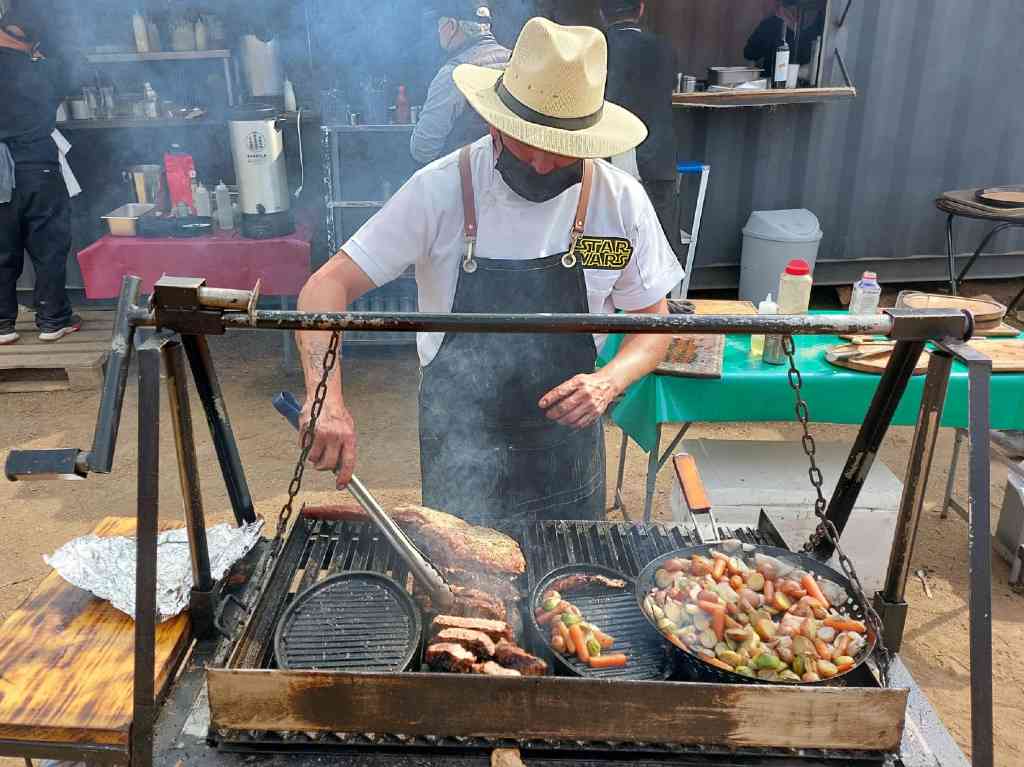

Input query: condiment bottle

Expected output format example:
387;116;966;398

764;259;813;365
751;293;777;358
283;79;297;112
214;180;233;230
395;84;411;125
194;182;212;217
849;271;882;314
777;259;813;314
132;11;150;53
773;27;790;89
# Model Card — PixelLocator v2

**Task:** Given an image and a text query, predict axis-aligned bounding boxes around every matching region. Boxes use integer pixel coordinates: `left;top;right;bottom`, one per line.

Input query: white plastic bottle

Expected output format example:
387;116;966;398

194;182;212;217
214;180;233;230
778;259;813;314
751;293;778;358
283;79;297;112
849;271;882;314
765;260;813;365
132;11;150;53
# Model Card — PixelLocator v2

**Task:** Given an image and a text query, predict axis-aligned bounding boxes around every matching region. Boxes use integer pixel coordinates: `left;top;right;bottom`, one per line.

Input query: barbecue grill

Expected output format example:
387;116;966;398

2;275;996;767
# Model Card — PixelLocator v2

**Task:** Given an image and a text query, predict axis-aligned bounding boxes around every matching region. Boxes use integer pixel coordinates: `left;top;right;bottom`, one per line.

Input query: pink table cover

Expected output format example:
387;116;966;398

76;224;313;298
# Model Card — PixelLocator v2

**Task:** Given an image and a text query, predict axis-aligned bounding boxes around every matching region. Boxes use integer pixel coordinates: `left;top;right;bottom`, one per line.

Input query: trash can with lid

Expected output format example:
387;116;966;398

739;209;823;303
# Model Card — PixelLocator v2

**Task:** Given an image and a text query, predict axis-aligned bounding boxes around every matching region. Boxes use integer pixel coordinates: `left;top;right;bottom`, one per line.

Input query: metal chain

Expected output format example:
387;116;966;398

782;335;892;687
273;331;341;545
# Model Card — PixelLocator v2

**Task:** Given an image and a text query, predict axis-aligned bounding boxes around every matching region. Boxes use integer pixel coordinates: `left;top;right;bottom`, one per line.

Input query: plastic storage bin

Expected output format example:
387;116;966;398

739;209;822;303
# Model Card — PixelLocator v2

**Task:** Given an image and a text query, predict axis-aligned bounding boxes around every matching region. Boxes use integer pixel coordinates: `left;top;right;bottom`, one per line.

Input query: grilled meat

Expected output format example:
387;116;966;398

303;504;525;575
431;615;514;644
549;574;627;593
494;640;548;677
473;661;522;678
433;628;496;658
417;586;507;622
425;643;477;673
444;567;521;602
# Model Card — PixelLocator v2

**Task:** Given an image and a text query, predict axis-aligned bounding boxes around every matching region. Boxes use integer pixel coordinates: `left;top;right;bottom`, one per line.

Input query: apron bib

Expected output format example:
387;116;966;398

418;147;606;529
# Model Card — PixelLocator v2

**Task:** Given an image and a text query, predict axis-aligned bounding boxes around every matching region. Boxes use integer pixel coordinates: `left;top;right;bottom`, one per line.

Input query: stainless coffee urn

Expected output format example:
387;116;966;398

228;104;294;239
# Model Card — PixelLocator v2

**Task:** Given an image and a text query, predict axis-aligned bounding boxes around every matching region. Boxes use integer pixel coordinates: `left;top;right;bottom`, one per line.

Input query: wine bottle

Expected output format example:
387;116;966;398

773;25;790;90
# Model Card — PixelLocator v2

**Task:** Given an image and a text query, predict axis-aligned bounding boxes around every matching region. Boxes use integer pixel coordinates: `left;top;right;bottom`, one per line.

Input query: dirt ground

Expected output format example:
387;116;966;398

0;288;1022;764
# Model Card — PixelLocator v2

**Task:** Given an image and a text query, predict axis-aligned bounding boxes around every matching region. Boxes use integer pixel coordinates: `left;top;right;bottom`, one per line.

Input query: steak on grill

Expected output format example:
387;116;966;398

431;615;514;644
433;628;496;658
425;643;477;673
302;504;525;575
549;574;627;593
473;661;522;677
419;586;507;622
494;640;548;677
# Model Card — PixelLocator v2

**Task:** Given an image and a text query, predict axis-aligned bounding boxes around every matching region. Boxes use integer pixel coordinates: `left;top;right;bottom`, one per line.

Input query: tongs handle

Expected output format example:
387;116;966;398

673;453;720;545
272;392;453;609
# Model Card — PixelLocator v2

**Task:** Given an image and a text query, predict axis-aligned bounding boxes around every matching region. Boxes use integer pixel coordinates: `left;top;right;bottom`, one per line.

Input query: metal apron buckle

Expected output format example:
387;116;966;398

462;237;478;274
562;232;580;269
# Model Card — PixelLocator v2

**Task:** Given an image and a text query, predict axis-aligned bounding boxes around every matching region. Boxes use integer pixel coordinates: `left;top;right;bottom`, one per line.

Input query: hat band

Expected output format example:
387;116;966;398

495;76;603;132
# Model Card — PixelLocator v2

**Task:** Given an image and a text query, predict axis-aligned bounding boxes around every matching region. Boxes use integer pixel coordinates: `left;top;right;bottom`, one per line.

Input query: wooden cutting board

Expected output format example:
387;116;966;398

967;340;1024;372
825;343;931;375
898;292;1006;326
656;300;756;379
0;517;192;752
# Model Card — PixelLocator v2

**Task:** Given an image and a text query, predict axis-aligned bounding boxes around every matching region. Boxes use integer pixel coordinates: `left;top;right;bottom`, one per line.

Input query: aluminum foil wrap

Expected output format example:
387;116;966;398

44;520;264;621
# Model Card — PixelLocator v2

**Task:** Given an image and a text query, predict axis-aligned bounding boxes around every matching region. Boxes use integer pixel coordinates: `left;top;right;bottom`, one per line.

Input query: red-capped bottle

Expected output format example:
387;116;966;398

395;85;411;125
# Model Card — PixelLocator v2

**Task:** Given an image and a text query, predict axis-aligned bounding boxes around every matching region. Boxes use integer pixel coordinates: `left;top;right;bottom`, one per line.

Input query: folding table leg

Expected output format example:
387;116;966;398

642;423;693;523
941;428;967;520
611;428;630;520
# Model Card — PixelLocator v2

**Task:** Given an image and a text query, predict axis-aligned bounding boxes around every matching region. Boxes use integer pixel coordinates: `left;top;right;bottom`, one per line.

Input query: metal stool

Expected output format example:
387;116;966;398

672;162;710;300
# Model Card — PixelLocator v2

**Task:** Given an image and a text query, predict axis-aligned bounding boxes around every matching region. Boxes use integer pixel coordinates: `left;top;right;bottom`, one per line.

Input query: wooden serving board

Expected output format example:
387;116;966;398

967;340;1024;372
0;517;192;753
656;300;756;379
897;292;1006;326
826;343;931;375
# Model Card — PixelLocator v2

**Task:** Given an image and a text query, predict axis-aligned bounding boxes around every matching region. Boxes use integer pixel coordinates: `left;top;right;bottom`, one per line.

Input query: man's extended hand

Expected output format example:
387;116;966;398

300;402;358;488
539;373;620;429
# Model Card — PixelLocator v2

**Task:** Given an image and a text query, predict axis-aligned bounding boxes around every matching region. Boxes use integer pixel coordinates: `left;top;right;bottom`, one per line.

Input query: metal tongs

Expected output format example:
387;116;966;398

273;392;454;609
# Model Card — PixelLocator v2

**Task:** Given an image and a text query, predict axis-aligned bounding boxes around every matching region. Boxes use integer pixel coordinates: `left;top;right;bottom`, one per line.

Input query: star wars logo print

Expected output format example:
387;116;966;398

577;236;634;270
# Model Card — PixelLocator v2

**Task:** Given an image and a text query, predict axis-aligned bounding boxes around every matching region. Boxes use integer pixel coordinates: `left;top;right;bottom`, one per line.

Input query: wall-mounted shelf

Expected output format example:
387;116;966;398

84;49;231;64
672;86;856;109
327;201;387;209
57;118;224;131
321;124;416;133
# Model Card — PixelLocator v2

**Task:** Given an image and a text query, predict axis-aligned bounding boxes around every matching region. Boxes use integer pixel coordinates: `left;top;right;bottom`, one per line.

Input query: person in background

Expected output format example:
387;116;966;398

0;1;79;345
410;0;510;165
600;0;679;249
744;0;824;77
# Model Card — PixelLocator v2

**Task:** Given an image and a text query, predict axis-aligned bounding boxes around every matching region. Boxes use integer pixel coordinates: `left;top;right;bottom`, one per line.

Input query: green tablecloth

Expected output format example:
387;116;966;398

602;329;1024;453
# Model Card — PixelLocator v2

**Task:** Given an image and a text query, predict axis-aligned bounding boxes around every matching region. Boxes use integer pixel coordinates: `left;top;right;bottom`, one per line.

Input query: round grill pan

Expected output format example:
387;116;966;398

275;572;422;672
530;563;673;681
636;545;876;687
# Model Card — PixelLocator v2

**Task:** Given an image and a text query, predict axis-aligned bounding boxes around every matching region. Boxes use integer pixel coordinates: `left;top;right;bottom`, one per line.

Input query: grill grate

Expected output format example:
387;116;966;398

216;517;885;762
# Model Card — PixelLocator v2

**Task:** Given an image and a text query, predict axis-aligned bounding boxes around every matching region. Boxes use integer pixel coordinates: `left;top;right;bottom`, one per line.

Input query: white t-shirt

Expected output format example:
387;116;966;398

344;136;684;367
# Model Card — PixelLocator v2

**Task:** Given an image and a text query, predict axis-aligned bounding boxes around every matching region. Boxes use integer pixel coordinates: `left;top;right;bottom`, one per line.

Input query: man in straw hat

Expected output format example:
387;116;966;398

296;17;683;527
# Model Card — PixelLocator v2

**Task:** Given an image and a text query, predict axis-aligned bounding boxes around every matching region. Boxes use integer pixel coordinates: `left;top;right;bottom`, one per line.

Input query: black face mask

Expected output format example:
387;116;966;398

495;144;583;204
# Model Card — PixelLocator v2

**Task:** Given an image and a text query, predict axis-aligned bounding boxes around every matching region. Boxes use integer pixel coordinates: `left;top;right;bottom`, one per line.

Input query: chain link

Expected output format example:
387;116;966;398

274;332;341;545
782;335;892;687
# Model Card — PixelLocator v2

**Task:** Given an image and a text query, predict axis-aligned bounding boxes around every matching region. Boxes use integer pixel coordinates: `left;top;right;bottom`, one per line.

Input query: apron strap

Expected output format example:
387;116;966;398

459;146;479;273
563;159;594;269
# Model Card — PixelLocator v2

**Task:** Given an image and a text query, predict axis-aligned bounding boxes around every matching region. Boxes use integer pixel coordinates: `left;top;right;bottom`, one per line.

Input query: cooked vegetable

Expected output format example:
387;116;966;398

589;653;628;669
542;596;561;612
561;612;582;627
643;548;870;683
557;620;575;654
586;636;602;657
569;623;589;664
551;634;566;653
590;627;616;649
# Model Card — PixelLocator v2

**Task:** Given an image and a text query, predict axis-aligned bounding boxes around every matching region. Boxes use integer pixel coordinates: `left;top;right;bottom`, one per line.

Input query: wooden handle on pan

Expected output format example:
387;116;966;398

673;454;712;514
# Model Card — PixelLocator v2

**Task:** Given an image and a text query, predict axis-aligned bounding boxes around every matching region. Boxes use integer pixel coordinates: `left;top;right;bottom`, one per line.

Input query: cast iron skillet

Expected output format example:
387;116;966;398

529;563;673;680
275;572;422;672
635;545;877;687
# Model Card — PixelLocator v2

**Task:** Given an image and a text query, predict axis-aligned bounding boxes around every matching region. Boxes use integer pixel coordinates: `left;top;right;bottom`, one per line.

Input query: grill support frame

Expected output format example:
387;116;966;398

0;276;994;767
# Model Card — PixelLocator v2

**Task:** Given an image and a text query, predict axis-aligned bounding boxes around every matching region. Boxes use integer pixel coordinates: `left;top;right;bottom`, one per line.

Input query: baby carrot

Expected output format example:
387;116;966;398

570;623;589;664
801;574;831;609
589;653;628;669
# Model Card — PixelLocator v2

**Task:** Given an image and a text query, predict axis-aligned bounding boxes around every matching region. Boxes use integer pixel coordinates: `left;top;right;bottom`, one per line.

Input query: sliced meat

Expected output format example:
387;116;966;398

431;615;514;644
433;628;496;658
473;661;522;678
494;640;548;677
425;643;477;673
549;574;627;593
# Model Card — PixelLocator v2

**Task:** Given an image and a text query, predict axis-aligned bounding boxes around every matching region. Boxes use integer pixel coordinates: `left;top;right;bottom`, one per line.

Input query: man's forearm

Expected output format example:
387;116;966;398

296;252;375;407
595;300;672;396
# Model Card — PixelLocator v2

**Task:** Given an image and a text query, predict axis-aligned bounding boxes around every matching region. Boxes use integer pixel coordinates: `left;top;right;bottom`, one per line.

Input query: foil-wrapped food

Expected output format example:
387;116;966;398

44;520;263;621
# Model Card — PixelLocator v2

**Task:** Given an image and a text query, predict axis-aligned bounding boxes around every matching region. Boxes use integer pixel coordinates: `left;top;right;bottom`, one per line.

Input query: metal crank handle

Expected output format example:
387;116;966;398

272;392;454;610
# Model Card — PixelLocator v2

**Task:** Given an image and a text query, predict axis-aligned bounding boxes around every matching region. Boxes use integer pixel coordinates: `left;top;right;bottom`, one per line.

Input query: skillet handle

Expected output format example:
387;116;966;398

673;453;720;545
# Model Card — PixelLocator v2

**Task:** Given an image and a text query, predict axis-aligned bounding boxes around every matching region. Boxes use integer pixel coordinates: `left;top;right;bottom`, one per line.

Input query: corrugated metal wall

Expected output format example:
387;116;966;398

682;0;1024;288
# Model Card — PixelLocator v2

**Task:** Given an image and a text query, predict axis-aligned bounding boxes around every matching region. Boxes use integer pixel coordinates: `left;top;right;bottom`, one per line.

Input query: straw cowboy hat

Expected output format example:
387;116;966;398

452;16;648;159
